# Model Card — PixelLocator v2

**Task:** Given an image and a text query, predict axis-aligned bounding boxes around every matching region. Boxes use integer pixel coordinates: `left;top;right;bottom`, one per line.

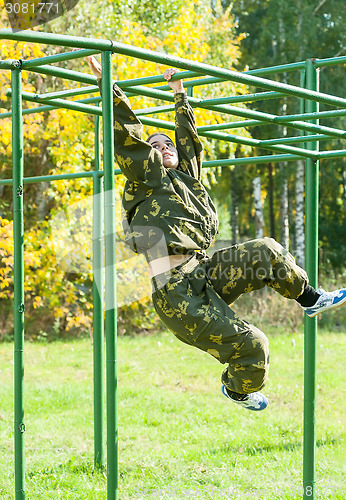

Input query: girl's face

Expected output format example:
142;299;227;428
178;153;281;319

148;134;179;169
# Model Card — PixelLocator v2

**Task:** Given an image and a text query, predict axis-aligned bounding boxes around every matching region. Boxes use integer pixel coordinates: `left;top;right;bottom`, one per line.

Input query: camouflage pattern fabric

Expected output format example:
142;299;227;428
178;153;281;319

98;81;308;395
152;238;308;395
97;80;219;260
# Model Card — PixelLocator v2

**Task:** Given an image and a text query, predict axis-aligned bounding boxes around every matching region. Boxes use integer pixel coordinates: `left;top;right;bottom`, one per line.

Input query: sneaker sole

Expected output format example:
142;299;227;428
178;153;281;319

221;385;268;411
307;295;346;317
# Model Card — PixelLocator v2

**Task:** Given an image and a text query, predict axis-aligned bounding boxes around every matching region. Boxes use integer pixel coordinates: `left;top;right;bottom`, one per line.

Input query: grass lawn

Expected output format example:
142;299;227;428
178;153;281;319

0;327;345;499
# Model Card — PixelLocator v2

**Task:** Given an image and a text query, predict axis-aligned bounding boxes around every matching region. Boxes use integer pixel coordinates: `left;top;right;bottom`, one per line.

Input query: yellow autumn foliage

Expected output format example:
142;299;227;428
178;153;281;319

0;2;252;338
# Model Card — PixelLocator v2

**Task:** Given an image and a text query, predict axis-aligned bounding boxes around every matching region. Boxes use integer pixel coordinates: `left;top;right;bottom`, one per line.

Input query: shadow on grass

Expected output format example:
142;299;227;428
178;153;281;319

25;435;338;481
208;435;338;457
27;458;106;479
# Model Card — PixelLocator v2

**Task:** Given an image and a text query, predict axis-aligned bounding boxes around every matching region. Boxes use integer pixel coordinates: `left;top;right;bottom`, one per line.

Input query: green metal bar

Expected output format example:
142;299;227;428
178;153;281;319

210;149;346;164
0;154;308;189
303;58;319;500
21;49;100;68
244;55;343;73
137;114;319;159
21;64;97;85
19;64;193;89
2;146;343;191
0;105;58;119
245;61;306;75
201;129;318;159
187;91;284;105
274;108;346;122
316;149;346;159
36;85;99;100
197;118;345;137
113;154;304;172
0;171;95;186
0;30;345;107
258;134;330;146
187;84;194;98
36;85;282;106
12;91;102;116
206;151;343;165
21;65;201;100
12;65;25;500
112;51;346;108
153;80;285;101
156;75;227;91
0;29;114;50
0;96;101;120
115;70;200;88
6;87;325;158
226;116;343;140
197;120;266;132
0;110;256;134
101;50;118;500
300;69;306;144
202;154;303;167
3;63;343;138
93;110;105;469
1;26;344;75
124;85;346;139
2;33;345;500
314;55;346;68
120;69;294;90
135;104;175;116
147;54;345;87
128;80;346;128
0;60;19;69
124;55;343;80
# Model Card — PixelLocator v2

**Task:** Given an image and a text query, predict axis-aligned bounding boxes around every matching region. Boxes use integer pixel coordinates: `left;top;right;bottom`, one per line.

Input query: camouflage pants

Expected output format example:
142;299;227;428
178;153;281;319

151;237;308;394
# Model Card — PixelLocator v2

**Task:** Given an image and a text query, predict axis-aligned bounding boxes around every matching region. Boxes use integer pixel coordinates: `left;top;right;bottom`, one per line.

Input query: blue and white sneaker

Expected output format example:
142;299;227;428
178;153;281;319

221;385;268;411
303;288;346;318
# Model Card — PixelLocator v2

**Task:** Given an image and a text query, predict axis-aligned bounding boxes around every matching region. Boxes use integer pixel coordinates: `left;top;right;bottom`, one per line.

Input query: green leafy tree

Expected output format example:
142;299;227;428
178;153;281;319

215;0;346;270
0;1;254;338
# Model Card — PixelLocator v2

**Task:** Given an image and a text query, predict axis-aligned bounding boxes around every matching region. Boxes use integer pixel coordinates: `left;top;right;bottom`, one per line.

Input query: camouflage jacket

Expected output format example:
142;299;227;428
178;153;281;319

99;80;219;261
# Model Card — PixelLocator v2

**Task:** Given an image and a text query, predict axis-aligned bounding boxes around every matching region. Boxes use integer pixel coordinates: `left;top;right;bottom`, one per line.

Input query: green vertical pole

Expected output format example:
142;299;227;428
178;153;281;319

12;63;25;500
303;58;319;500
93;110;105;469
101;51;118;500
300;69;306;134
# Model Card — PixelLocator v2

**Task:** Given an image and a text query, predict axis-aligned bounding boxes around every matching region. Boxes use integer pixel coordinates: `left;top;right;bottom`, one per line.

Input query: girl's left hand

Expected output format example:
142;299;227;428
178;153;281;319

71;48;102;78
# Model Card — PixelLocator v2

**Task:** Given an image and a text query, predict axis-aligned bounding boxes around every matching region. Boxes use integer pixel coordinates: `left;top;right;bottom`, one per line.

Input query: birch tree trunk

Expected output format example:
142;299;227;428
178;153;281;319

288;183;296;254
253;176;264;239
295;159;305;267
294;1;305;267
278;79;289;249
276;7;290;250
267;163;276;239
279;164;289;250
230;167;239;245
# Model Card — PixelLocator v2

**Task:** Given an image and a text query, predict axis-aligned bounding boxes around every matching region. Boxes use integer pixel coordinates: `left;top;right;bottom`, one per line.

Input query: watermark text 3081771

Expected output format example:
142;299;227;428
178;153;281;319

4;0;80;31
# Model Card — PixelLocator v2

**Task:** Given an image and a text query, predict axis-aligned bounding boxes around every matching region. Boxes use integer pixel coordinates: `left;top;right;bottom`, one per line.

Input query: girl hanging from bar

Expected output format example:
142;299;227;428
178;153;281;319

83;53;346;411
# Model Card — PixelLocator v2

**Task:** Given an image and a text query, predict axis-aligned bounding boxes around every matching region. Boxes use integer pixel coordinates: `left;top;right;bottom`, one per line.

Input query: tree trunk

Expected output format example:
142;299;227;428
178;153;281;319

295;159;305;267
288;181;296;255
267;163;276;239
230;167;239;244
274;6;290;250
294;1;305;267
253;176;264;239
279;163;289;250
